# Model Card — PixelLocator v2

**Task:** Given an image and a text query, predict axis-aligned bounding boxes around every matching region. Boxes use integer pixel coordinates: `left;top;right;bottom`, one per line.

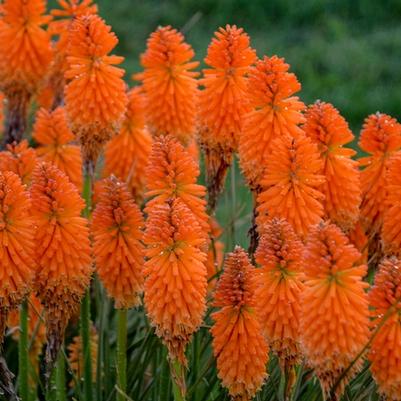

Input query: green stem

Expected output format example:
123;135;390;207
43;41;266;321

18;300;29;401
171;359;186;401
116;309;127;401
55;354;66;401
230;158;236;250
81;172;93;401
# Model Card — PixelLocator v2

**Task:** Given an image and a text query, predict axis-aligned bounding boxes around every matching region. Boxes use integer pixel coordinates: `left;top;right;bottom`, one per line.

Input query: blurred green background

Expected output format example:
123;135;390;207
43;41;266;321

52;0;401;133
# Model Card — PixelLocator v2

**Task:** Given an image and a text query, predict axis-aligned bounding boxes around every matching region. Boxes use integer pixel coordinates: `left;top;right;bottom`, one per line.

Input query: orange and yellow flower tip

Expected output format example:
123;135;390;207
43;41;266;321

256;132;325;238
199;25;256;212
0;171;36;343
92;177;145;309
359;113;401;233
239;56;305;191
103;87;152;203
254;218;304;369
136;26;199;144
368;257;401;400
33;107;83;189
382;154;401;255
64;14;128;168
303;101;361;230
0;0;52;93
143;199;207;364
211;246;268;401
301;222;369;396
0;140;37;185
145;135;209;239
67;325;98;387
30;162;92;368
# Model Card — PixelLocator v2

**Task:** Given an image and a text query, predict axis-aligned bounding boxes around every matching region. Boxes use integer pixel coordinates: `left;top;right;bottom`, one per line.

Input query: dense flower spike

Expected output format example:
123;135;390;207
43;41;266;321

0;171;35;345
239;56;305;191
92;177;145;309
199;25;256;211
0;0;52;144
359;113;401;233
145;135;209;237
137;26;199;143
31;163;92;374
144;200;207;363
303;101;361;230
255;218;304;369
103;87;152;202
257;133;325;238
301;222;369;396
368;257;401;400
0;140;37;185
33;107;83;189
67;325;98;387
211;247;268;401
47;0;98;108
382;155;401;255
64;14;127;168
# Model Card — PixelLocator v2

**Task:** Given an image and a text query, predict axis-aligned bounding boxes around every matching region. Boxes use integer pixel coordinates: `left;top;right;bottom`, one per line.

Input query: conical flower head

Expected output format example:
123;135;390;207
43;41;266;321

144;199;207;363
255;218;304;369
0;0;52;93
301;222;369;397
368;257;401;400
257;133;325;238
303;101;361;230
137;26;199;144
0;140;37;185
92;177;145;309
359;113;401;233
382;155;401;256
211;247;268;401
0;171;36;344
103;87;152;202
31;163;92;371
33;107;82;189
199;25;256;212
239;56;305;190
64;14;128;167
145;135;209;237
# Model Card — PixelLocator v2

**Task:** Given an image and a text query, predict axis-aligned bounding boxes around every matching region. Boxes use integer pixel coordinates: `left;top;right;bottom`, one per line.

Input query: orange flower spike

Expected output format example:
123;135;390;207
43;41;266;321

103;87;152;202
145;135;209;237
303;101;361;230
359;113;401;232
144;200;207;363
47;0;98;108
199;25;256;212
257;133;325;238
0;140;37;185
239;56;305;191
64;14;128;168
368;257;401;400
137;26;199;144
211;247;268;401
255;218;304;369
67;325;98;387
0;0;52;144
0;171;36;345
31;163;92;371
301;222;369;397
92;177;145;309
33;107;83;189
382;155;401;255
